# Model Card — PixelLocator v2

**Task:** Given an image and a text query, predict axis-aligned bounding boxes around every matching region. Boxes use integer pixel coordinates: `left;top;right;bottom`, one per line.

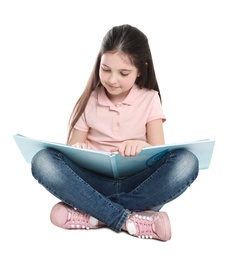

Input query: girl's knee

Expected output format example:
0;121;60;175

172;148;199;181
175;148;198;168
182;149;198;167
31;149;56;179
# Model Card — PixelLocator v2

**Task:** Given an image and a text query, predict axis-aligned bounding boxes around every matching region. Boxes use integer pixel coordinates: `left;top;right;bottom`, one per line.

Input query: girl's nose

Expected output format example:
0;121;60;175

108;73;117;85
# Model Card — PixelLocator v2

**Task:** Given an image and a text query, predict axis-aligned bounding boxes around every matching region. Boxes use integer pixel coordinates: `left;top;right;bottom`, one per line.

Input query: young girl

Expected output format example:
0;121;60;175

31;24;199;241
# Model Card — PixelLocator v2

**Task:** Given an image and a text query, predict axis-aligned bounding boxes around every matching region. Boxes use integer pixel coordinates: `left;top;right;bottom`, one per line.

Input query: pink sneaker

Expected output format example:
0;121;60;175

50;202;98;230
126;211;171;241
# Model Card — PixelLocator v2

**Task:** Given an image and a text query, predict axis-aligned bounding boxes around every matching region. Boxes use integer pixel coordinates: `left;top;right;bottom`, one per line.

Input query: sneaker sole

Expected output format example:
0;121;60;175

159;211;172;241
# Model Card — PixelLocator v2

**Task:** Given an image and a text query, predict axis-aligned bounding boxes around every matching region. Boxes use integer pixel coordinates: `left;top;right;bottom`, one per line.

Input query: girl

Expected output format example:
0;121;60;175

31;24;199;241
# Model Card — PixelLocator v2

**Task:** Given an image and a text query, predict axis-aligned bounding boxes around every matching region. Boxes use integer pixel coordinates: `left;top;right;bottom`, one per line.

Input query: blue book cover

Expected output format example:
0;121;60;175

13;133;215;178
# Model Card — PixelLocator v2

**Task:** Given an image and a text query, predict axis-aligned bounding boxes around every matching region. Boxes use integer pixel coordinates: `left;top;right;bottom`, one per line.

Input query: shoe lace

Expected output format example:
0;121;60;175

67;208;91;229
132;214;155;239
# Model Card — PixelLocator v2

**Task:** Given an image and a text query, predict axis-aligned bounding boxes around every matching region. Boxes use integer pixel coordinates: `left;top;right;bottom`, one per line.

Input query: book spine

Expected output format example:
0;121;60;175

110;153;119;178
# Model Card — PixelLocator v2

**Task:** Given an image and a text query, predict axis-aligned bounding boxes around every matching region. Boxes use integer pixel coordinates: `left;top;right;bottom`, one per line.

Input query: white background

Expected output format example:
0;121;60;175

1;0;241;259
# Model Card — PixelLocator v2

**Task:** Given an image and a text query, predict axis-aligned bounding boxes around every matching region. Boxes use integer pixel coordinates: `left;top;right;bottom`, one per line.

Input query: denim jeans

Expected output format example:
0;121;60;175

31;148;199;232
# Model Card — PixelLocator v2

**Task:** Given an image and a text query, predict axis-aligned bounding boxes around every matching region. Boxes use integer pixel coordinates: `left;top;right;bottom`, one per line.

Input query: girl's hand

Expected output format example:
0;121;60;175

72;142;89;149
110;140;151;157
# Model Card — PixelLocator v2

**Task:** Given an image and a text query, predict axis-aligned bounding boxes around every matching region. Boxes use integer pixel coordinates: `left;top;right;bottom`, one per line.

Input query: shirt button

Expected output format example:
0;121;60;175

116;122;120;127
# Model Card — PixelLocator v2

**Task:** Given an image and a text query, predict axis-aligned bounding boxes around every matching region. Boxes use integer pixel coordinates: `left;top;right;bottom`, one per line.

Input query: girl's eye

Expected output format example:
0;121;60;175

120;73;129;76
101;67;110;72
101;67;129;76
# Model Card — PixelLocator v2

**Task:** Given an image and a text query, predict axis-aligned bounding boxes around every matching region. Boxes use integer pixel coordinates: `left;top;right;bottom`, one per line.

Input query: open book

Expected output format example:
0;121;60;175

13;133;215;178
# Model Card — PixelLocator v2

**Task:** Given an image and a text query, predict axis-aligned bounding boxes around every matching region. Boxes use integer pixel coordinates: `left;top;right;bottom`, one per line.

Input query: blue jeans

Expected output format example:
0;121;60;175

31;148;199;232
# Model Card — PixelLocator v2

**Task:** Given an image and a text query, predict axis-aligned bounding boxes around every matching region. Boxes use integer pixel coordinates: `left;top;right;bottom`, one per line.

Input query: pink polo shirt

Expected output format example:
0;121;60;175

74;84;166;152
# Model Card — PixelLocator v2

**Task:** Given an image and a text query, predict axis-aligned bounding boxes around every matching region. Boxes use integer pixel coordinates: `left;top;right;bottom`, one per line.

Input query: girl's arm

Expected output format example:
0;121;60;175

67;128;88;148
146;119;165;146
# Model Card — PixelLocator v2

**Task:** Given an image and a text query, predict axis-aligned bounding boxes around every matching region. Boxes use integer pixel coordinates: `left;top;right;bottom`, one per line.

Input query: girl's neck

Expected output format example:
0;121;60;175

105;89;131;105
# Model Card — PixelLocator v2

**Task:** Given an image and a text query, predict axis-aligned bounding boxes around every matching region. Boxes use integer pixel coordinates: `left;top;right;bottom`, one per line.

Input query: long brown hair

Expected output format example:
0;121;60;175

67;24;161;143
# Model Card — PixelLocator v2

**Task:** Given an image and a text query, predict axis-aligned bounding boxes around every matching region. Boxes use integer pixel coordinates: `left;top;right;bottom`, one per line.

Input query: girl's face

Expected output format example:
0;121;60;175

99;52;140;103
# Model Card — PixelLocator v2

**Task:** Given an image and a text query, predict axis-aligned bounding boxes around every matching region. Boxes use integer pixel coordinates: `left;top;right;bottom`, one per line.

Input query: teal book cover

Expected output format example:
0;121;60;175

13;134;215;178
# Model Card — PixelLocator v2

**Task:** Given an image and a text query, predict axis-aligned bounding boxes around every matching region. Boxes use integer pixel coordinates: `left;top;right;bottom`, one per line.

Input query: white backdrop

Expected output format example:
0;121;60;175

1;0;241;259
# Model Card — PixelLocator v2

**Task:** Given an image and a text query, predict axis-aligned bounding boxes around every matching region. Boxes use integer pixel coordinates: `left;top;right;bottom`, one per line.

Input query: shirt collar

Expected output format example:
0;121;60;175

97;84;139;107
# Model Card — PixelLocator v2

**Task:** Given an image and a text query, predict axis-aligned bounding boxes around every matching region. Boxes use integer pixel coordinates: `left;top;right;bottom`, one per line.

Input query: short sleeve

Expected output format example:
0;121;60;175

74;112;89;132
147;92;166;123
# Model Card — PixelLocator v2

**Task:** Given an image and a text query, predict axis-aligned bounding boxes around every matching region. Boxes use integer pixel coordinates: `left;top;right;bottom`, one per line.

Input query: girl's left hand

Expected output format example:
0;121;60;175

71;142;89;149
110;140;151;157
